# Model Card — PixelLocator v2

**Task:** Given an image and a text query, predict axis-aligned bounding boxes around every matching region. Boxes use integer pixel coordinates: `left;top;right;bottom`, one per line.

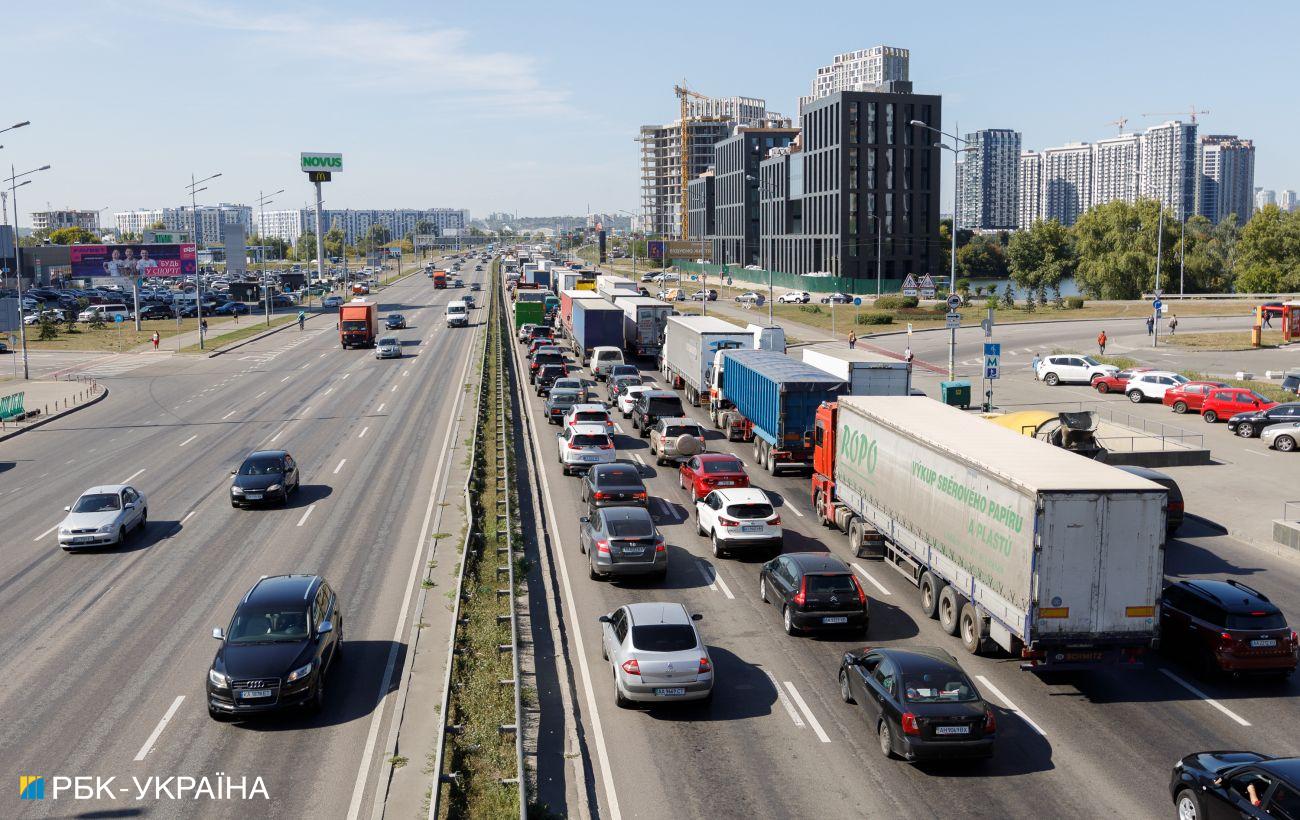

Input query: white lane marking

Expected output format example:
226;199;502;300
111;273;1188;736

631;453;646;466
783;682;831;743
713;570;735;600
179;435;197;447
121;468;145;484
296;504;316;527
1243;450;1266;457
281;375;292;383
300;406;311;416
974;675;1049;736
764;670;804;728
319;352;328;358
255;390;267;399
358;426;369;439
270;431;283;443
333;459;347;475
34;523;59;542
376;403;386;413
133;695;185;761
323;387;334;396
785;503;805;518
390;384;398;393
401;368;409;377
1159;669;1251;727
613;424;624;434
341;373;351;380
221;409;237;420
852;563;892;596
694;559;734;599
181;511;196;524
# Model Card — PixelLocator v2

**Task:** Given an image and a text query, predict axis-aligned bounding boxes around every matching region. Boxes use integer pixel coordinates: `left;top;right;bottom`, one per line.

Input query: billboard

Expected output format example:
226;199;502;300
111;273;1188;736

647;240;709;260
70;244;196;279
300;152;343;173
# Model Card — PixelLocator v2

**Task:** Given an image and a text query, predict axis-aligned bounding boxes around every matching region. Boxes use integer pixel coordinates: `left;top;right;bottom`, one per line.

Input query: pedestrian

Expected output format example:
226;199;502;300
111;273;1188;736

151;330;160;351
1262;310;1273;330
904;346;914;365
1030;352;1042;379
1168;315;1178;335
200;318;208;338
1146;315;1154;336
848;331;857;349
298;310;306;331
1097;330;1107;355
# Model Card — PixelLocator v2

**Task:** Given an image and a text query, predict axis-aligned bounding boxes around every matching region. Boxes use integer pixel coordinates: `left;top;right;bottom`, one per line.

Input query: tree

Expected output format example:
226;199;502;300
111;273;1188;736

1007;219;1075;291
48;226;98;245
414;220;436;237
295;231;317;261
148;220;167;230
1233;205;1300;293
37;314;60;340
956;236;1008;279
323;228;346;259
936;218;974;276
120;231;141;243
1072;199;1177;300
1175;215;1235;294
364;224;391;251
1000;282;1015;308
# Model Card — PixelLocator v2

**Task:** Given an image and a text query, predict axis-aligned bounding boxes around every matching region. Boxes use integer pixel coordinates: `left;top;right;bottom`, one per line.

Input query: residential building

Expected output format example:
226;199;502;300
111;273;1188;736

1040;144;1094;226
1140;120;1198;221
760;86;942;284
1197;135;1255;225
256;209;307;245
1018;151;1042;229
957;129;1020;230
711;126;800;265
1255;188;1276;210
1091;133;1142;209
114;204;252;246
798;46;910;111
1279;190;1298;213
30;209;100;234
307;208;467;245
686;172;715;243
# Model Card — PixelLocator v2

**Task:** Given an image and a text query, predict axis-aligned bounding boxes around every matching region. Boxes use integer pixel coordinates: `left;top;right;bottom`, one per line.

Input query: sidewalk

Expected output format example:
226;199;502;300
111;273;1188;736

0;377;107;441
127;315;245;353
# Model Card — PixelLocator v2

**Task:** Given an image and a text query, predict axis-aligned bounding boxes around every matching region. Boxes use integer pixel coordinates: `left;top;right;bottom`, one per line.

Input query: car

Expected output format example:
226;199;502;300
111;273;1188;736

206;574;342;720
1162;380;1229;414
1170;752;1300;820
777;291;810;304
517;323;539;343
556;424;616;475
1201;388;1276;423
580;463;648;514
564;403;617;435
1262;421;1300;452
599;602;712;706
581;506;665;581
631;389;685;437
1124;370;1190;403
695;487;782;557
374;336;402;359
820;292;852;304
1160;579;1298;678
1035;354;1120;386
617;385;650;418
548;377;590;402
1091;367;1153;394
607;374;644;402
689;289;718;301
606;364;640;383
527;338;556;359
1113;465;1183;536
57;484;148;549
838;646;994;761
678;452;749;502
589;346;626;381
759;551;868;634
78;304;132;323
133;303;173;320
529;350;567;382
1280;370;1300;396
535;363;570;395
322;296;344;308
1226;401;1300;438
229;450;300;507
471;282;481;292
385;313;406;329
734;291;765;306
23;308;63;325
648;417;707;465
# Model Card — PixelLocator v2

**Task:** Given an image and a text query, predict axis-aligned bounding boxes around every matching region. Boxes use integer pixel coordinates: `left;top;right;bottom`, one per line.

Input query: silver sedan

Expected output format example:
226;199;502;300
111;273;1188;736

600;602;713;707
1261;421;1300;452
58;484;148;549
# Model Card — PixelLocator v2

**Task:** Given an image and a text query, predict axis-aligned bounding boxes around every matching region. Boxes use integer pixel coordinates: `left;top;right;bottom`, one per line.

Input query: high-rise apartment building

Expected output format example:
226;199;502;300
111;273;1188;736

798;46;910;111
308;208;469;245
711;126;801;265
1197;135;1255;225
256;210;307;245
30;210;101;234
1018;152;1043;229
957;129;1020;230
1140;120;1198;221
1278;190;1298;213
114;204;252;246
1255;189;1276;210
686;172;715;242
1040;144;1093;226
1091;134;1142;209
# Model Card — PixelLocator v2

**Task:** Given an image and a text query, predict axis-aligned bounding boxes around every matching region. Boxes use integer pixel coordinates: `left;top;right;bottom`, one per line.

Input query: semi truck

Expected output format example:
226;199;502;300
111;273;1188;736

618;296;674;357
801;346;911;396
810;395;1166;668
569;300;624;360
715;349;845;474
596;274;639;300
559;290;605;337
661;315;754;407
514;300;544;329
338;299;378;348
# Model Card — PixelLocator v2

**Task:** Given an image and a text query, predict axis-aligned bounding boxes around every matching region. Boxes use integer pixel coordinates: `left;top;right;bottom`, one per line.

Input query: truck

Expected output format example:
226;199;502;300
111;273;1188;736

810;395;1166;668
526;268;552;289
554;270;583;294
616;296;674;358
339;299;378;348
570;300;624;360
596;274;639;300
801;345;911;396
514;300;544;329
661;315;755;407
716;348;845;474
514;287;548;304
559;290;604;336
432;270;447;289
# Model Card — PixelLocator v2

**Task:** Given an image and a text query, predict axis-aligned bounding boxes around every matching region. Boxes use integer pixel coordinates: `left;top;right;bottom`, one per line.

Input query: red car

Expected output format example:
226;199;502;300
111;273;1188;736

1092;368;1153;394
678;453;749;502
1162;381;1229;414
1200;387;1276;423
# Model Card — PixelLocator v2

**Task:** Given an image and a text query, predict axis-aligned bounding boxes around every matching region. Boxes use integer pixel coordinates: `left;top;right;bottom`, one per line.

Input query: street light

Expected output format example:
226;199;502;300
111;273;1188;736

7;161;51;380
256;188;285;325
186;172;221;349
616;209;639;279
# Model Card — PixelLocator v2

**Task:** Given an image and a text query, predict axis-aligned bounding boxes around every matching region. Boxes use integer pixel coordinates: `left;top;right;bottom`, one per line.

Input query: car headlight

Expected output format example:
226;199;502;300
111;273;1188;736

231;486;243;494
97;524;114;533
208;668;229;688
286;663;314;683
59;527;71;535
266;484;282;492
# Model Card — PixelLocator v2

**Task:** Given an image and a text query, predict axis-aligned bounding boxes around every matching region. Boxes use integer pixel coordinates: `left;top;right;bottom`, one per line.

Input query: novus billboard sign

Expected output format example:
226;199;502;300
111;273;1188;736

300;153;343;173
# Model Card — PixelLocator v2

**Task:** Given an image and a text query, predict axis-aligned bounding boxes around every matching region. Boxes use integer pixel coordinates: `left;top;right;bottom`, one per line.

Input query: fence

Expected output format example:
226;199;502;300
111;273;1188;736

670;260;908;296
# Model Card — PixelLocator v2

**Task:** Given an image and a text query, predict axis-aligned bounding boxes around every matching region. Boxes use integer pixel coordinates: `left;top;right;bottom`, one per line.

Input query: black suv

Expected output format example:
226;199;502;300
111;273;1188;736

1160;579;1298;677
207;575;343;719
631;390;685;438
1171;752;1300;819
1226;402;1300;438
230;450;301;507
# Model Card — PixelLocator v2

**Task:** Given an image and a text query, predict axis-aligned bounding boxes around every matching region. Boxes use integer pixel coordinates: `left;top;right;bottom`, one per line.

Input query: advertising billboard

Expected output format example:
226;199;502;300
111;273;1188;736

647;240;708;260
69;244;196;279
300;152;343;173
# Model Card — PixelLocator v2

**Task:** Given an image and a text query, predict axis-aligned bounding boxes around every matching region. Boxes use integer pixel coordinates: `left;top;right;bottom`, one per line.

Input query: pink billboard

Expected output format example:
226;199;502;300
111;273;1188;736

70;243;197;278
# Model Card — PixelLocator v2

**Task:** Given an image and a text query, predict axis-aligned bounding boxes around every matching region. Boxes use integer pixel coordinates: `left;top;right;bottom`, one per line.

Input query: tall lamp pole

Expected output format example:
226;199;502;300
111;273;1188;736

256;188;284;326
7;160;50;381
187;172;222;349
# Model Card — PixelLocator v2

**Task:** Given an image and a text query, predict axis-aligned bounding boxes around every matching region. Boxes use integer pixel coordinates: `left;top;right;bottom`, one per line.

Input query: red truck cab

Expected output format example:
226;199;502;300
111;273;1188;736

810;401;887;557
432;270;447;289
338;299;377;348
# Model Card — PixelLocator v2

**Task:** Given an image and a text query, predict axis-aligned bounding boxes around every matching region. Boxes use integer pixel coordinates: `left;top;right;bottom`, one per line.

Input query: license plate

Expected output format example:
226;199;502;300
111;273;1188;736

740;525;763;533
936;725;970;736
822;616;848;624
73;536;95;544
716;480;734;486
620;546;645;554
245;493;263;500
240;689;272;699
654;687;686;697
1251;639;1277;648
581;455;599;462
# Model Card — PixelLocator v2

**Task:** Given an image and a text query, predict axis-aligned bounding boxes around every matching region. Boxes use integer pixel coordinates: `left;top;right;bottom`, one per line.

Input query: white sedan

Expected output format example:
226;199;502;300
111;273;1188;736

58;484;148;549
694;487;783;558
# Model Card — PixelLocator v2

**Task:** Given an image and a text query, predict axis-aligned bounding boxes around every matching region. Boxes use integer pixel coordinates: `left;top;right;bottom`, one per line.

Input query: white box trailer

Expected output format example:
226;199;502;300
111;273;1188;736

596;274;638;300
802;345;911;396
617;296;674;357
661;315;753;405
814;396;1166;669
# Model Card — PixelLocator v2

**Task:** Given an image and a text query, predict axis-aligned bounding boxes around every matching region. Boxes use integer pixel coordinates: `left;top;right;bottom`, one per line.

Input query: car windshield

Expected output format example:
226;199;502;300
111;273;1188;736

73;493;121;513
1081;356;1102;366
553;380;582;390
1169;374;1189;384
574;411;607;423
341;320;368;330
387;315;401;321
596;467;640;485
378;338;398;346
701;459;743;474
727;503;773;519
1245;391;1270;403
572;434;609;447
630;624;697;652
607;517;654;538
239;457;285;476
226;607;310;643
664;424;702;438
902;671;980;703
1226;611;1287;630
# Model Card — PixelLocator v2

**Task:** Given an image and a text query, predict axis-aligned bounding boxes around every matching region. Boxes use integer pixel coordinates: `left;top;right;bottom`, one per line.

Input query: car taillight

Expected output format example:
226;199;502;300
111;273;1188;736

698;656;711;674
900;712;920;736
793;577;807;607
1290;631;1299;647
654;538;666;553
568;441;581;450
768;515;782;526
593;491;608;500
599;441;614;450
983;708;996;734
718;517;739;527
632;490;647;499
850;576;868;606
1218;631;1236;649
621;658;640;675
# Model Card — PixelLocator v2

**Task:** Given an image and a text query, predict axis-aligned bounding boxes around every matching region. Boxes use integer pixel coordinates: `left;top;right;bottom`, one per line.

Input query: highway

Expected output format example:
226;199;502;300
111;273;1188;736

508;280;1300;819
0;262;483;817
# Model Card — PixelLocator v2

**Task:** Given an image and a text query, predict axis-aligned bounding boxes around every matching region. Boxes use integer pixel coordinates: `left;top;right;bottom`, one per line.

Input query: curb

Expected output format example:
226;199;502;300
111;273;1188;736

0;384;109;442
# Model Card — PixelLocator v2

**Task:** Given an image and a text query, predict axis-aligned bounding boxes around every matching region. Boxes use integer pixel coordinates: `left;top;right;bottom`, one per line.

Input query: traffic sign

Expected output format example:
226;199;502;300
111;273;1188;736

919;274;937;299
1152;299;1163;312
984;343;1001;357
945;311;961;329
946;294;962;310
901;274;919;297
113;314;124;323
853;297;863;306
984;365;1000;380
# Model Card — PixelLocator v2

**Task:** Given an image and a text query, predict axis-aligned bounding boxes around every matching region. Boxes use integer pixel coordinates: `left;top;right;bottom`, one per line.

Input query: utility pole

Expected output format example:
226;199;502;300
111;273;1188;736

1153;207;1164;349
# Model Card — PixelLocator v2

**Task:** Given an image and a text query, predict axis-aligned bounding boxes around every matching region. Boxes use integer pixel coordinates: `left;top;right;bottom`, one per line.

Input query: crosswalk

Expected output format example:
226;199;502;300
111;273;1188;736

959;346;1047;367
236;329;327;365
23;351;168;380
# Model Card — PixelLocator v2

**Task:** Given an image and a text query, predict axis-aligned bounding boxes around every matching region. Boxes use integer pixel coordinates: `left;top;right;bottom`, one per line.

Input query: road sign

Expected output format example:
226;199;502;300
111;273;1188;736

113;314;124;323
984;343;1001;357
945;311;961;329
853;297;863;306
946;294;962;310
901;273;918;297
1152;299;1163;312
984;365;1000;380
919;274;937;299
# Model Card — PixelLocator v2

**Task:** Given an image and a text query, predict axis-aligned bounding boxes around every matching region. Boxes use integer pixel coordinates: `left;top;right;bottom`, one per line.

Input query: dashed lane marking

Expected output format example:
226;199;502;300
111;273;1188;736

852;563;892;596
296;504;316;527
133;695;185;762
179;435;197;447
333;459;347;475
765;670;805;728
975;675;1049;736
783;682;831;743
1159;669;1251;727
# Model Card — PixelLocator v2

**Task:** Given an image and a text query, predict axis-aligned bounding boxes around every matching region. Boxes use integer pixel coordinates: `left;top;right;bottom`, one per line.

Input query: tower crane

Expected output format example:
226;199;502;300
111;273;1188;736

674;82;716;239
1106;117;1128;134
1141;106;1209;124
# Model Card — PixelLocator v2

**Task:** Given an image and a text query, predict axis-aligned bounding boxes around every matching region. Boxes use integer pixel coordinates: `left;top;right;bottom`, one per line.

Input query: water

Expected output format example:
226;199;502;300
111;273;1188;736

965;277;1082;299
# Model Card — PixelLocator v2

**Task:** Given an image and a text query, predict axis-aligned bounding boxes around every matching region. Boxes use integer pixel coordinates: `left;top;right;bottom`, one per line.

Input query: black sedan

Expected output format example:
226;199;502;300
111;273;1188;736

137;304;175;320
1170;751;1300;819
838;646;995;762
230;450;301;507
580;463;648;515
759;552;868;635
214;301;251;316
820;292;853;304
385;313;407;329
1227;402;1300;438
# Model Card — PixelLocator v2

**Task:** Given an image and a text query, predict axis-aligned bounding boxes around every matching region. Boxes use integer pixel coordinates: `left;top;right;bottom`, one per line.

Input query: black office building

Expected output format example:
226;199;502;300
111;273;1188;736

686;172;715;242
760;85;941;284
711;126;800;267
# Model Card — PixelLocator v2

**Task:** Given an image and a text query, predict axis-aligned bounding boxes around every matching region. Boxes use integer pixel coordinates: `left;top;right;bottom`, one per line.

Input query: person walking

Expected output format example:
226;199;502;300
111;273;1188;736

1030;352;1042;380
1262;310;1273;330
199;318;208;340
1168;314;1178;335
1097;330;1107;355
1146;315;1154;336
298;309;307;331
848;331;857;349
151;330;160;351
904;346;914;365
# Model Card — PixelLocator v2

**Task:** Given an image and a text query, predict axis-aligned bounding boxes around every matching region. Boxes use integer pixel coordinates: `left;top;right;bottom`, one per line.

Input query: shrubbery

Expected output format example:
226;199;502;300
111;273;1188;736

855;312;894;326
873;294;919;310
1064;296;1085;310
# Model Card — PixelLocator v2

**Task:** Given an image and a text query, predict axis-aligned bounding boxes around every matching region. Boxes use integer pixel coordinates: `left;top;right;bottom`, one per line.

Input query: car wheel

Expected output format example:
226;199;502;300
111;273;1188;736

711;532;726;558
1277;435;1297;452
138;507;148;530
959;603;986;655
1237;423;1255;438
231;501;240;508
938;586;963;636
782;605;797;636
760;576;769;603
697;517;706;537
839;669;856;703
1175;788;1201;820
1203;410;1218;423
614;679;632;709
1043;372;1059;386
1095;382;1109;394
878;720;897;759
1127;390;1143;403
919;572;944;619
588;560;600;581
1172;401;1188;414
117;526;126;546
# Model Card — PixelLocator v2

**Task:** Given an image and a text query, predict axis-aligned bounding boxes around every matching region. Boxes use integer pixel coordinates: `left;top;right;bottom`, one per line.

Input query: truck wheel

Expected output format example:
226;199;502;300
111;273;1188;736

959;603;987;655
919;572;944;619
766;452;779;476
814;492;830;527
938;586;964;636
848;519;865;557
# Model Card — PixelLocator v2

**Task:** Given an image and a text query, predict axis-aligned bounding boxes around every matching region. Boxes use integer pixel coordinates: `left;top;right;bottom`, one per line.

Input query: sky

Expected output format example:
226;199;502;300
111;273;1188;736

4;0;1299;225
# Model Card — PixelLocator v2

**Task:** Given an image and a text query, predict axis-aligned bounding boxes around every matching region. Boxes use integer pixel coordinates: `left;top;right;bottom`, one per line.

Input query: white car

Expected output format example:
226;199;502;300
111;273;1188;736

589;346;625;381
556;423;616;476
1261;422;1300;452
734;291;764;306
57;484;148;550
1124;371;1189;403
1035;354;1119;386
777;291;810;304
694;487;783;558
563;403;617;436
617;385;650;418
78;304;131;323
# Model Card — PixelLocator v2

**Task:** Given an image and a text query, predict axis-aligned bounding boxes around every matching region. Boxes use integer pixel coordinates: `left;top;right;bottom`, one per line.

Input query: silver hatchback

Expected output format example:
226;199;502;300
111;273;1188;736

374;336;401;359
600;602;713;707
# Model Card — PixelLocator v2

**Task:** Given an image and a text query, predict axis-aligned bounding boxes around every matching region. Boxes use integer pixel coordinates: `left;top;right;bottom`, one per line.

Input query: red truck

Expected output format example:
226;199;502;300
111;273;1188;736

339;299;377;348
432;270;447;289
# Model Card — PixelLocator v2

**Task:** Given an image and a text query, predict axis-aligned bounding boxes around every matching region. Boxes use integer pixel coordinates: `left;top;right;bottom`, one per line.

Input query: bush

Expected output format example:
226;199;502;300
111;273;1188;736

855;312;893;326
1064;296;1085;310
873;294;919;310
799;304;824;315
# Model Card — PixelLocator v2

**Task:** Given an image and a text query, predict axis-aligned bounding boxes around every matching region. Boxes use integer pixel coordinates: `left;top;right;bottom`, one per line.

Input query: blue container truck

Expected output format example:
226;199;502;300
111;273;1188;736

527;268;552;289
718;348;845;475
570;300;624;360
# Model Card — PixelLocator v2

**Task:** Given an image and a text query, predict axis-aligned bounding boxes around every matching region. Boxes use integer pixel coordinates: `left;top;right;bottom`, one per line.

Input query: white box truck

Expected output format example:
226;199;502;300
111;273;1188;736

596;274;639;300
661;315;753;407
802;345;911;396
618;296;675;357
810;395;1166;669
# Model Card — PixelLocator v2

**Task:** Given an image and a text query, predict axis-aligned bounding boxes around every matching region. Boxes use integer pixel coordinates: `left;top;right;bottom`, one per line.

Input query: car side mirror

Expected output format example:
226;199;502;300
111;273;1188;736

317;620;333;635
212;627;225;640
230;469;237;475
64;505;71;512
579;516;590;524
691;613;704;621
597;614;612;624
124;502;136;510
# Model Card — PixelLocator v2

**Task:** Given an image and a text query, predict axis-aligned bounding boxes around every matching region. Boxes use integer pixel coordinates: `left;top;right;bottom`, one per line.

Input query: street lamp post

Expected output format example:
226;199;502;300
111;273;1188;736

187;172;221;349
7;159;50;381
257;189;285;326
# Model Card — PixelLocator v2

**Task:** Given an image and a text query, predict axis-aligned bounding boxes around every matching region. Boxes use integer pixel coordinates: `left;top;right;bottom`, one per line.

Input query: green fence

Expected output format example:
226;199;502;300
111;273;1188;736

670;261;907;296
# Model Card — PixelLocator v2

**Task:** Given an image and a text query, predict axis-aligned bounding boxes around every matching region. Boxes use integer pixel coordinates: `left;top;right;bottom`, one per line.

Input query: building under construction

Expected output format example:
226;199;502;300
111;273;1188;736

639;93;790;239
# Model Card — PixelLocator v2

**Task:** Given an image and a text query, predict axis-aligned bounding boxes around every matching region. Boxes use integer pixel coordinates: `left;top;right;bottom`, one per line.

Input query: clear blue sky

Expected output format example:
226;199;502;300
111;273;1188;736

5;0;1297;224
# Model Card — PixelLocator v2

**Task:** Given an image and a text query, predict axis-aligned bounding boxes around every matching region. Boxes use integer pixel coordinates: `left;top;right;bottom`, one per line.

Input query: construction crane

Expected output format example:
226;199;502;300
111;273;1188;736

1141;106;1209;124
1106;117;1128;134
674;82;715;239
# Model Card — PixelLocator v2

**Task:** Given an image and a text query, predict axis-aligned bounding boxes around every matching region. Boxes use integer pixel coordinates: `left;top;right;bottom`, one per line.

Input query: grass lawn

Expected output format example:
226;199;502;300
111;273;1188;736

24;318;220;353
179;314;298;354
1163;330;1287;350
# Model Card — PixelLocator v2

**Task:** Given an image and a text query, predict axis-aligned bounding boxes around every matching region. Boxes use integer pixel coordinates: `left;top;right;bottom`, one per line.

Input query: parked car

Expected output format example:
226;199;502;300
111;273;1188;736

695;487;782;557
1226;402;1300;438
838;647;995;761
1092;368;1153;394
777;291;811;304
1162;381;1229;414
556;424;616;475
374;336;402;359
678;452;749;502
385;313;406;329
1125;371;1190;403
599;602;712;706
229;450;300;507
1201;388;1276;423
136;303;175;320
543;388;582;424
648;417;707;465
57;484;148;550
579;463;648;514
1170;752;1300;820
1114;465;1183;536
1036;354;1119;386
820;292;852;304
564;403;617;435
1159;579;1297;677
1262;422;1300;452
689;289;718;301
1280;370;1300;396
631;389;685;437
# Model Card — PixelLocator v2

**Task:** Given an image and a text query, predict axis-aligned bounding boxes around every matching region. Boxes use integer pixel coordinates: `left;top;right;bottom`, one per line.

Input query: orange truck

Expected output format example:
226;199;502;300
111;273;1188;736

432;270;447;289
338;299;377;348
